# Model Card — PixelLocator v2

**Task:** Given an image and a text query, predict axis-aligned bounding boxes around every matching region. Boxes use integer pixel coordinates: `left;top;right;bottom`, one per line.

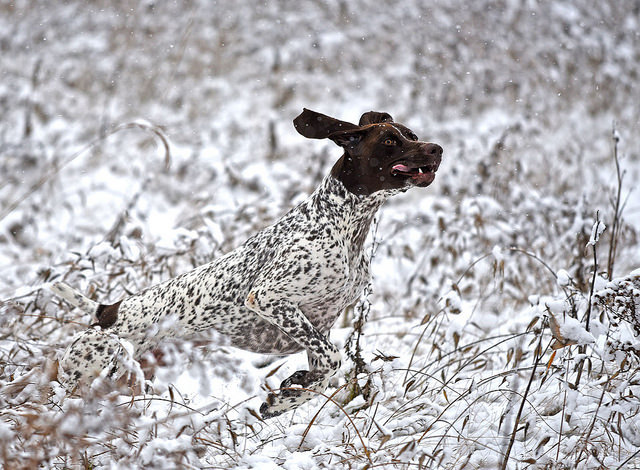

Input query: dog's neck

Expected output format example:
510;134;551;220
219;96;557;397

330;154;368;196
304;175;388;253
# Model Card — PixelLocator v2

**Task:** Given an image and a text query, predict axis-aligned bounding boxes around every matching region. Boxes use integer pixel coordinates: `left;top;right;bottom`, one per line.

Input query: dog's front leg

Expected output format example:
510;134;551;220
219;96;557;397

245;292;342;418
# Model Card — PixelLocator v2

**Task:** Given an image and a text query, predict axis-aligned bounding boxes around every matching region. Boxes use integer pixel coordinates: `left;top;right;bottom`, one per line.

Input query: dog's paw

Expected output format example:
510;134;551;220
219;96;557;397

260;370;327;419
280;369;322;389
260;393;289;418
260;388;306;418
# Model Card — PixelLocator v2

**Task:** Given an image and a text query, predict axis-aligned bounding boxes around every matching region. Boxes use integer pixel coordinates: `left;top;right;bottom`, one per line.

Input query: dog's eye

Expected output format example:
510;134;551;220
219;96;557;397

383;138;396;146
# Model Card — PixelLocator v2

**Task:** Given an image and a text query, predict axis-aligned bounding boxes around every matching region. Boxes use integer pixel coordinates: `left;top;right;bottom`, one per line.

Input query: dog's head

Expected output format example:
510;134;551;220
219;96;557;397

294;108;442;196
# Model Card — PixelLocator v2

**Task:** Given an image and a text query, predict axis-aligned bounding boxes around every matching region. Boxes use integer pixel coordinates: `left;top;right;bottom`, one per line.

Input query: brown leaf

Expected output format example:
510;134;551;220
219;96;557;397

548;313;578;349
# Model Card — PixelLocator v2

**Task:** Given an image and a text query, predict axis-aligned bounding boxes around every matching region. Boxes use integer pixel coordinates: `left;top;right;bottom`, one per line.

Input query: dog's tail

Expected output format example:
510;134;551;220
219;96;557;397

48;282;99;316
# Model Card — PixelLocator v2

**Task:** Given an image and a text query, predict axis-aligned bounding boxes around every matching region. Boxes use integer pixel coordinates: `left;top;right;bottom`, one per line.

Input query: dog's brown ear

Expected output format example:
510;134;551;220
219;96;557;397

294;108;359;140
359;111;393;126
326;128;367;148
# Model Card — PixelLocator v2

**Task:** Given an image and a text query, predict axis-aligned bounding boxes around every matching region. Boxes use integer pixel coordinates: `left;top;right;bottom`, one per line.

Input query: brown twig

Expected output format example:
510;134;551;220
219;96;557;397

606;124;625;279
297;380;352;451
271;385;373;464
575;363;608;466
573;212;601;390
500;321;547;470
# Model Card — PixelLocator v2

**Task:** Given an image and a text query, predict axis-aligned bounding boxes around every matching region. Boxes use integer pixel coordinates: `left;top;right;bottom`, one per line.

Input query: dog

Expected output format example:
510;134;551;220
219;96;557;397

50;108;443;418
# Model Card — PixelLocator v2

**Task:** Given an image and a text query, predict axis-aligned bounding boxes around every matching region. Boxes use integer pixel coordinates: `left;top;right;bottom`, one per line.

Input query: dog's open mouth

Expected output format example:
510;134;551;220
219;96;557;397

391;163;438;185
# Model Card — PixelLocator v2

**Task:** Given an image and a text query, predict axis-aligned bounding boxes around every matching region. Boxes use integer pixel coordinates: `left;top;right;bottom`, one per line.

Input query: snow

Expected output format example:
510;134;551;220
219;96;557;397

551;313;596;346
556;269;570;287
1;0;640;468
587;218;607;247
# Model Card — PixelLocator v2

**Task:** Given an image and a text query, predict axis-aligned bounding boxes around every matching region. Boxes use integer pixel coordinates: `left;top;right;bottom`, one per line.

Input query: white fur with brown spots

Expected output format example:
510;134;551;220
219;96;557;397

51;108;443;418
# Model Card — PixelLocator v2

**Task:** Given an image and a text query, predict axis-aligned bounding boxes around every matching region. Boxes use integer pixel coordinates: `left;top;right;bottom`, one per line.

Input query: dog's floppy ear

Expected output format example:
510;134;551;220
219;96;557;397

294;108;360;140
325;128;367;148
359;111;394;126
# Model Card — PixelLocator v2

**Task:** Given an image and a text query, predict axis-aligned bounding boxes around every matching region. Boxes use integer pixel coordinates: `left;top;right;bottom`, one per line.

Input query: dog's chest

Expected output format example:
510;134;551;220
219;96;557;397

284;202;375;331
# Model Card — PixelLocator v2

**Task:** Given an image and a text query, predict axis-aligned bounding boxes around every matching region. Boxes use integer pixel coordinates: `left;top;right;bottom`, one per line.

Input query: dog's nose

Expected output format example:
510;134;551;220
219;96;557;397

425;143;443;158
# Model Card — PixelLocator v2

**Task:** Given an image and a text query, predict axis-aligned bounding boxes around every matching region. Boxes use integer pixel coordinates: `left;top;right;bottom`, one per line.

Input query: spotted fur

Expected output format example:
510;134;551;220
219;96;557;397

51;108;443;418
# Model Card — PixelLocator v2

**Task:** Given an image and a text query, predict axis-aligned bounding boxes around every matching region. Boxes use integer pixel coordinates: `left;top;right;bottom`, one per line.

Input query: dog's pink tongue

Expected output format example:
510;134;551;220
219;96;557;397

392;164;411;172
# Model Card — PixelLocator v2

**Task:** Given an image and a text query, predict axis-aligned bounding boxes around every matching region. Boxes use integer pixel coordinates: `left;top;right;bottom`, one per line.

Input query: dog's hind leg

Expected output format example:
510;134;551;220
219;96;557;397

59;328;141;393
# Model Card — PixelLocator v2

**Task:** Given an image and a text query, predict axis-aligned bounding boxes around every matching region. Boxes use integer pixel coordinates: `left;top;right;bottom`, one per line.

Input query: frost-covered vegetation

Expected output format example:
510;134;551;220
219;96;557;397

1;0;640;468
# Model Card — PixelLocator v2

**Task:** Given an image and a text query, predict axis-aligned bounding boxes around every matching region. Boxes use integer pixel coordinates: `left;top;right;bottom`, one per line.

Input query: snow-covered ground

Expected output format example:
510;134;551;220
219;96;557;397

1;1;640;468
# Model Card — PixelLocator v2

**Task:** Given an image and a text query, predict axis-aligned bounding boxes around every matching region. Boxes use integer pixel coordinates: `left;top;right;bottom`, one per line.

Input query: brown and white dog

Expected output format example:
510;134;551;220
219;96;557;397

51;108;443;418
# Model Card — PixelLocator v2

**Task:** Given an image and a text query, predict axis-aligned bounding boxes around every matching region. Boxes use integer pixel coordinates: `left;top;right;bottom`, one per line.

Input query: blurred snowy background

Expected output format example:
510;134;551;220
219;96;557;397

1;0;640;468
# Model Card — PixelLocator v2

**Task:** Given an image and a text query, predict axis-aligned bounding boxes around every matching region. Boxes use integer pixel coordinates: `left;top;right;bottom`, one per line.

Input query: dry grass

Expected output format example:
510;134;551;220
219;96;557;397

1;0;639;468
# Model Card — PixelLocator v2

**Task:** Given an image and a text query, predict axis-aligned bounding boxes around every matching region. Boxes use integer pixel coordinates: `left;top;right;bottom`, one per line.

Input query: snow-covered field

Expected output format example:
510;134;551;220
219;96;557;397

1;1;640;468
